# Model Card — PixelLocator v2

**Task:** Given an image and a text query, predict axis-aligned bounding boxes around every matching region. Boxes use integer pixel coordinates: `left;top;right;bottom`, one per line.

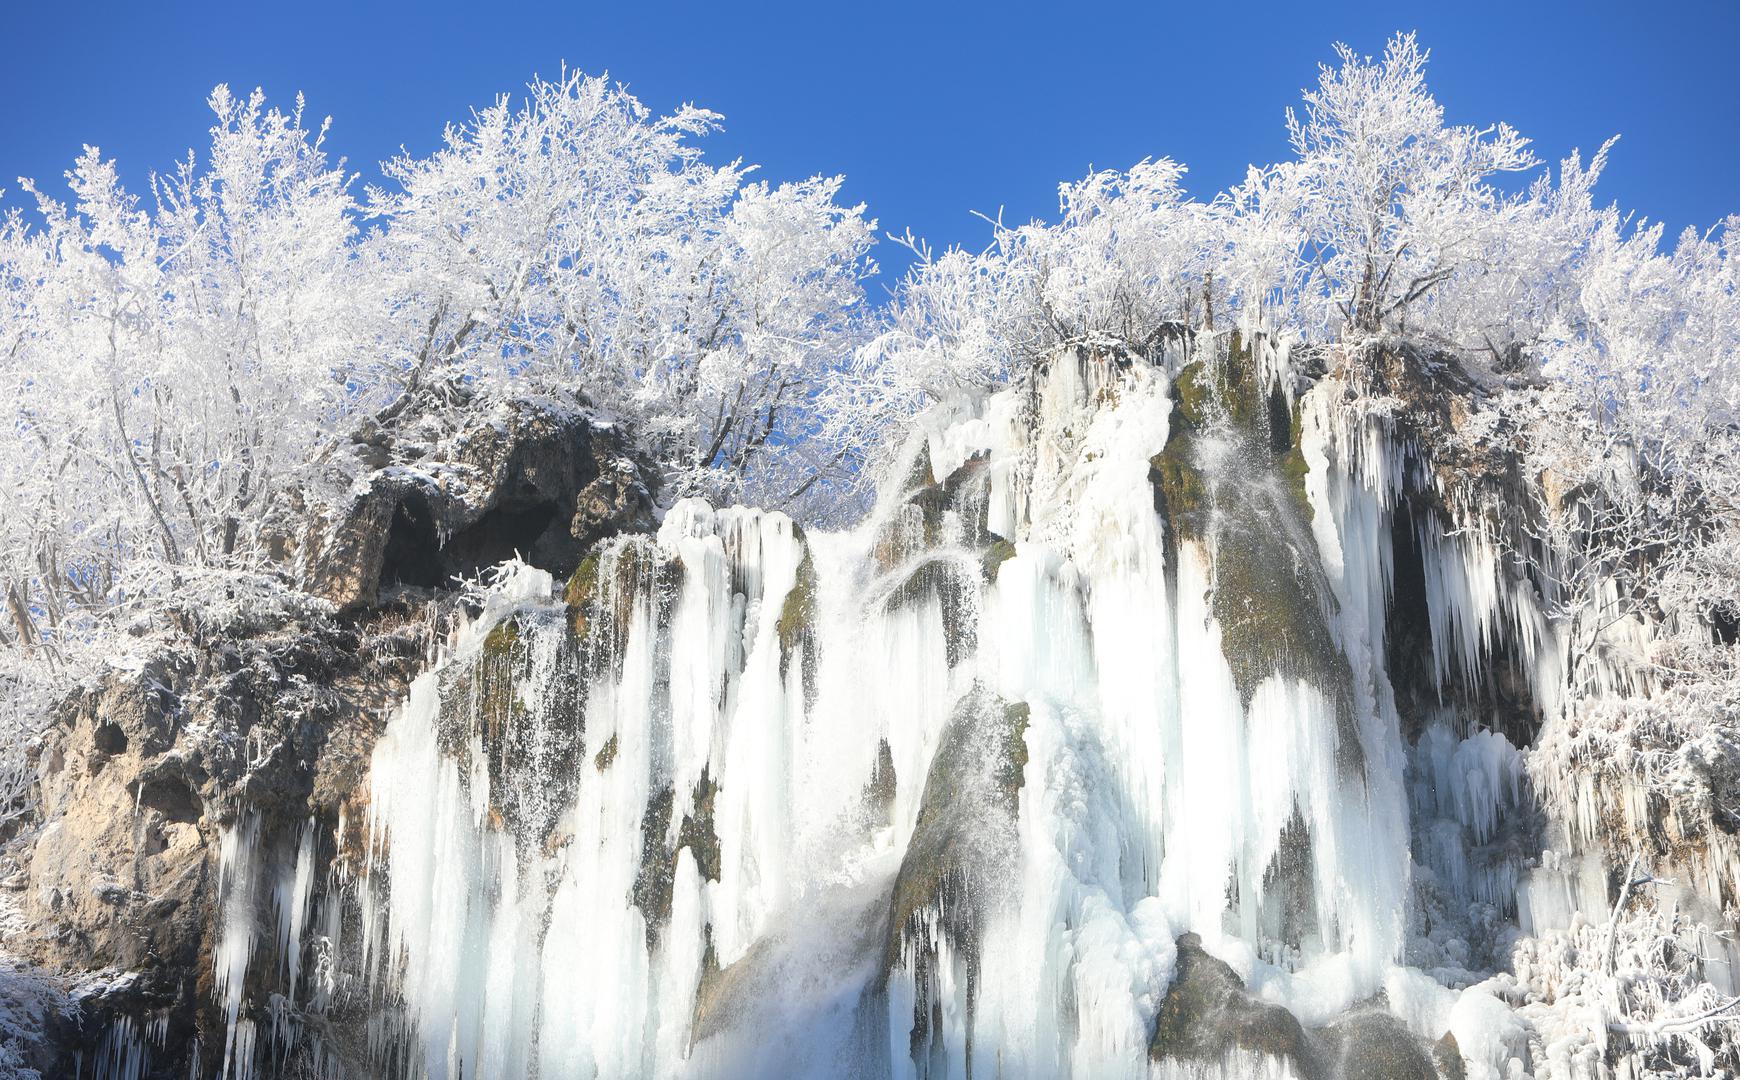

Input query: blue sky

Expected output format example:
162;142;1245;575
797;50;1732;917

3;0;1736;288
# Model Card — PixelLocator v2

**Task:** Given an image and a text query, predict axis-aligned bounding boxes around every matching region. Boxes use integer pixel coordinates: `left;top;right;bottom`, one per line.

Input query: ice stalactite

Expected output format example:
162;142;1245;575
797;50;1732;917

212;811;262;1080
271;820;316;1005
82;1012;169;1080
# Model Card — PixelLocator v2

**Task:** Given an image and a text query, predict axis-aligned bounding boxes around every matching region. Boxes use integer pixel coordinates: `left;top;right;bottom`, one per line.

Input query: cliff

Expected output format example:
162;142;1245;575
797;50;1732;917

2;336;1734;1080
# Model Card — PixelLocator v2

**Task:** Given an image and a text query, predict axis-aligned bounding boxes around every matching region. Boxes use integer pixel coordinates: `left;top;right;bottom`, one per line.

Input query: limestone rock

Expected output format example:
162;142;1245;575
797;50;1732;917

305;395;657;612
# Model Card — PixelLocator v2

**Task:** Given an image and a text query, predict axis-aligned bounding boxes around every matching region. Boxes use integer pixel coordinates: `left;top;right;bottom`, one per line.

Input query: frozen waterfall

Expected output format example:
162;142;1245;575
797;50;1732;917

194;336;1593;1080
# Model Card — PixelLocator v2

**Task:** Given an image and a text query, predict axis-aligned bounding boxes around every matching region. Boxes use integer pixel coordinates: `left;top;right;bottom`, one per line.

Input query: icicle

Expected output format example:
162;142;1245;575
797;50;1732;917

272;817;316;1004
213;809;261;1080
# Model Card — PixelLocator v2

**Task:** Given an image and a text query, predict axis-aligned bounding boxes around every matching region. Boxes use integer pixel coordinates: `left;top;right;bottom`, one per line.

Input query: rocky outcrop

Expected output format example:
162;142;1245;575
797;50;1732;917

1150;933;1314;1069
1151;934;1448;1080
884;684;1027;1065
9;600;432;1073
2;391;663;1078
305;393;657;612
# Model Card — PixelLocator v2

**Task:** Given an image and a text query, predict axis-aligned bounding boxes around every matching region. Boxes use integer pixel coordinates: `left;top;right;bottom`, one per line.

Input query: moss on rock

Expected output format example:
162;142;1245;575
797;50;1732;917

1151;932;1313;1070
1153;333;1360;772
1149;439;1209;541
980;537;1017;583
883;682;1029;1059
631;784;676;947
631;768;721;950
1209;512;1364;774
592;732;619;771
563;554;601;637
776;544;820;704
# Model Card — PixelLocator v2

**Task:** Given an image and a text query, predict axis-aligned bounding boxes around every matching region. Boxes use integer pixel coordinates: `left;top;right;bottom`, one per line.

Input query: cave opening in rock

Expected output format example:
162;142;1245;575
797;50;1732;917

380;493;445;590
1387;500;1544;750
1266;384;1294;455
92;721;128;756
442;494;561;580
136;775;201;825
1386;502;1438;743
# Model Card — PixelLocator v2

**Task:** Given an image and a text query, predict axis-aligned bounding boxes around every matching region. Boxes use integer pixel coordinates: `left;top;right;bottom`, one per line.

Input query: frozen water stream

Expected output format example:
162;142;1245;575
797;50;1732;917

192;337;1605;1080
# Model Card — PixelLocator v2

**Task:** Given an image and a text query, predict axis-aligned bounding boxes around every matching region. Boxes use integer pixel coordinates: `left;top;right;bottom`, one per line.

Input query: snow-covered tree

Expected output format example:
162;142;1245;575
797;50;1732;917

0;87;369;671
1285;32;1540;337
364;70;875;504
0;71;879;697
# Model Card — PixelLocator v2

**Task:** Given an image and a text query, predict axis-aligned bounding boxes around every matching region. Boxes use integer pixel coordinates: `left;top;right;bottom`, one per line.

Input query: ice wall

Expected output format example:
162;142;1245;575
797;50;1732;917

191;336;1611;1079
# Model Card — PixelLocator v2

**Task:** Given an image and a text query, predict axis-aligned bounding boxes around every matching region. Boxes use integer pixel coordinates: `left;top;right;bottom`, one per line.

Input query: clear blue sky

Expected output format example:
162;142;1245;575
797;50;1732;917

3;0;1736;288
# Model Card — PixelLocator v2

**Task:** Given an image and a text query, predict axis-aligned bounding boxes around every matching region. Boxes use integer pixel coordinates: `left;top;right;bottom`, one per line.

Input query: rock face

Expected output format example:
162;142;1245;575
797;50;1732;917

305;394;658;612
884;684;1027;1065
1;392;661;1078
5;340;1692;1079
1150;933;1314;1069
1150;934;1445;1080
12;602;432;1072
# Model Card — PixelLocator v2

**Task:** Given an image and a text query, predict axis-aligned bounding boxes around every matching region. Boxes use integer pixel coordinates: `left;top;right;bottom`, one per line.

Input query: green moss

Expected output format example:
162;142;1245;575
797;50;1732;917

882;688;1031;1061
564;554;601;637
452;612;589;847
482;619;521;659
1171;333;1264;443
775;539;821;706
1278;446;1313;523
631;769;722;949
631;784;676;946
1150;440;1207;540
1276;398;1314;523
1209;519;1363;774
593;732;619;771
569;541;679;675
679;769;722;883
884;559;976;667
477;618;526;743
883;685;1028;976
1172;361;1215;428
1158;335;1360;775
777;548;816;659
1219;329;1263;436
980;538;1017;583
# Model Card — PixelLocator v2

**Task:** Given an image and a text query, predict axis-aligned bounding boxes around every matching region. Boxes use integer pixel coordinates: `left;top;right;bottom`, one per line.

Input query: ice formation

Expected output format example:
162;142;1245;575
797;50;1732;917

176;336;1726;1079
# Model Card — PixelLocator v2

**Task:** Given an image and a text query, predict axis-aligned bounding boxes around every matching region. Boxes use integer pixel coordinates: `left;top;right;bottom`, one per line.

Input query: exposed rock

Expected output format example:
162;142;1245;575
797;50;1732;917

884;684;1028;1067
5;394;664;1077
1150;935;1449;1080
10;599;434;1076
305;394;657;612
1318;1008;1441;1080
1154;334;1364;772
1150;933;1313;1071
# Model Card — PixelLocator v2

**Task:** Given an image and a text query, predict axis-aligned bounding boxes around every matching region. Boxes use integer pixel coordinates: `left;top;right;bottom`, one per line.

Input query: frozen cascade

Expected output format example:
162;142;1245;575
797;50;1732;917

196;337;1606;1079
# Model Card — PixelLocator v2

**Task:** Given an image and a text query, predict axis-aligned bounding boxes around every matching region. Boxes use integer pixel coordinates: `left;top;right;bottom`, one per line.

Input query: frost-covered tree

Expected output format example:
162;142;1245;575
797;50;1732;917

0;88;369;669
852;30;1739;721
0;71;879;709
364;70;875;505
1285;32;1539;337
